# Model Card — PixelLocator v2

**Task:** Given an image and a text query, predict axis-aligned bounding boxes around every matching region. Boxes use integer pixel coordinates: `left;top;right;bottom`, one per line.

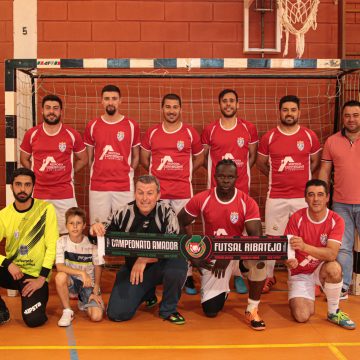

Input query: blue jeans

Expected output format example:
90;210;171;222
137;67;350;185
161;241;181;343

107;258;187;322
332;202;360;291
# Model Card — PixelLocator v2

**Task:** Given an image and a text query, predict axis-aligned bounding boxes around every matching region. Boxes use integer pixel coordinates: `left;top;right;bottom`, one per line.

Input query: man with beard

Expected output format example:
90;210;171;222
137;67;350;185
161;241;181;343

140;93;204;295
201;89;259;294
0;168;58;327
20;94;87;234
257;95;321;293
319;100;360;300
178;159;267;330
84;85;140;224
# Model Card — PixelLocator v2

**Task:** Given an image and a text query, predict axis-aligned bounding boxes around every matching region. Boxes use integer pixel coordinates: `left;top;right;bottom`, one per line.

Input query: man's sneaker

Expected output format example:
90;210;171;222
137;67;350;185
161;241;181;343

340;288;349;300
161;311;186;325
327;309;356;330
245;308;266;331
0;297;10;325
262;276;276;294
184;276;197;295
234;276;248;294
144;295;158;309
58;309;74;327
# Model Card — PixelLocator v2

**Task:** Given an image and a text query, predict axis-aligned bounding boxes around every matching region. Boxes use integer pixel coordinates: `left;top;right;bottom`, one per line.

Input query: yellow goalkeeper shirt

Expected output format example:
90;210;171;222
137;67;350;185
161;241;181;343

0;198;58;281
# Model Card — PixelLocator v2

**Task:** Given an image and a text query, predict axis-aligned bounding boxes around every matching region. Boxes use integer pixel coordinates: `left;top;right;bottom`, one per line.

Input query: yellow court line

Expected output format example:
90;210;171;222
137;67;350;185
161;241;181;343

0;343;360;350
328;345;348;360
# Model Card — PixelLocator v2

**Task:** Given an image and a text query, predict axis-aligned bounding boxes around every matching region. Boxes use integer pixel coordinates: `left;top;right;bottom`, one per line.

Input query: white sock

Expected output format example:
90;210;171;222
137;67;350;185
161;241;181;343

323;281;342;314
247;298;260;313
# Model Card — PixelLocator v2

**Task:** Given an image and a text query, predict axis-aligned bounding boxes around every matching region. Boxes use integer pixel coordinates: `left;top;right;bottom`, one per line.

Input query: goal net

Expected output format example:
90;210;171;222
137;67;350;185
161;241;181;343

6;58;358;225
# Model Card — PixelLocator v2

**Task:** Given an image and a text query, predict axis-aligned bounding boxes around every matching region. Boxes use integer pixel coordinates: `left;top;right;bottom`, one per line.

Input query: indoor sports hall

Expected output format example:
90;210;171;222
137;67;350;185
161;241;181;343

1;1;360;359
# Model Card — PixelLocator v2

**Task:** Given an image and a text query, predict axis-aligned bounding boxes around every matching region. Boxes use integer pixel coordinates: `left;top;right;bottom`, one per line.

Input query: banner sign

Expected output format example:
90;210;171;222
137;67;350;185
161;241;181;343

102;232;292;261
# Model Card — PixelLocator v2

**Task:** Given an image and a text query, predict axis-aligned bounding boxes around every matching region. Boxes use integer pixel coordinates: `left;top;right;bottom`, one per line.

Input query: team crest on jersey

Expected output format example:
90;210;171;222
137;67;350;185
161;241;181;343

297;140;304;151
230;212;239;224
19;245;28;255
177;140;184;151
58;142;66;152
237;137;244;148
320;233;328;246
117;131;124;141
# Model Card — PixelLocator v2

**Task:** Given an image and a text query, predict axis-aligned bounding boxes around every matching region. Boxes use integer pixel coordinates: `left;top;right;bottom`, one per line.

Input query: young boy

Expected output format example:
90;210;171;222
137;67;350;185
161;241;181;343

55;207;104;327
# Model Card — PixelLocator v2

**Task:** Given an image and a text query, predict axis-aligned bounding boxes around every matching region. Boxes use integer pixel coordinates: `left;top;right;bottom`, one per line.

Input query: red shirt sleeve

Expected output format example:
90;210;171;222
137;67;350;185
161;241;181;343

309;129;321;155
189;126;204;155
244;194;261;221
83;119;96;147
20;127;36;154
257;131;270;156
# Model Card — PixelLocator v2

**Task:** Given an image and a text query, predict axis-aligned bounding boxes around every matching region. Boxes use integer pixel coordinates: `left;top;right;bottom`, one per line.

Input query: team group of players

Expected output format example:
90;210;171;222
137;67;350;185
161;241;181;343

0;85;358;331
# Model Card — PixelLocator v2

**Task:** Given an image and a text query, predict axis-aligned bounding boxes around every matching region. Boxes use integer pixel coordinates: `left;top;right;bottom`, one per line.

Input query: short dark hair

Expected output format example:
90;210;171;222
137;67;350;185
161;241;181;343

136;175;161;193
218;89;238;103
342;100;360;113
161;93;182;107
215;159;237;172
42;94;63;109
65;207;86;224
305;179;329;196
279;95;300;110
101;84;121;96
11;167;36;185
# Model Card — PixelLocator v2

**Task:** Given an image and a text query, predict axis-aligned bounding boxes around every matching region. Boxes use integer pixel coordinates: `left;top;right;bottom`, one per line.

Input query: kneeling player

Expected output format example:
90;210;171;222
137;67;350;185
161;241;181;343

178;159;267;330
285;179;355;330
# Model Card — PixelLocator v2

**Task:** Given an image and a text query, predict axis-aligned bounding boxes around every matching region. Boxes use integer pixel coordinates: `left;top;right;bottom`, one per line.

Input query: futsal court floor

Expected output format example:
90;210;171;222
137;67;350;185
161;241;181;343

1;269;359;360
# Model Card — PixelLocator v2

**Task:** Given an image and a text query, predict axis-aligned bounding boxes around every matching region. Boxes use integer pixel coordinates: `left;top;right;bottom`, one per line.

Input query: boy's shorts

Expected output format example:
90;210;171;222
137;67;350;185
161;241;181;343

68;276;102;309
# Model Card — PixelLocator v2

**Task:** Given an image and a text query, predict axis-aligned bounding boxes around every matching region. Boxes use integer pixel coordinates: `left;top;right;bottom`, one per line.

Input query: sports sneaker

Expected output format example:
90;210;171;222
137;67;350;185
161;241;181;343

144;295;158;309
327;309;356;330
58;308;74;327
234;276;248;294
245;308;266;331
161;312;186;325
340;288;349;300
184;276;197;295
262;276;276;294
0;297;10;325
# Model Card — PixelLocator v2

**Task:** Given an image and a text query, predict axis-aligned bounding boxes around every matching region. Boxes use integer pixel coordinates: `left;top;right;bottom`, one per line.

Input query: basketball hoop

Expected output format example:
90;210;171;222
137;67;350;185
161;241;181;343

277;0;320;58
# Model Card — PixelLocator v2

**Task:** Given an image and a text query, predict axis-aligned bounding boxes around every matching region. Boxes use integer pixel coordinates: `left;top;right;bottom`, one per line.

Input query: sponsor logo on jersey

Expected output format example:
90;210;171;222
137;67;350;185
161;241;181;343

39;156;65;172
320;233;328;246
177;140;184;151
237;137;244;148
99;145;123;161
278;156;304;172
222;153;244;168
157;156;183;171
297;140;304;151
24;302;42;315
19;245;29;255
14;230;19;240
117;131;124;141
59;142;66;152
230;212;239;224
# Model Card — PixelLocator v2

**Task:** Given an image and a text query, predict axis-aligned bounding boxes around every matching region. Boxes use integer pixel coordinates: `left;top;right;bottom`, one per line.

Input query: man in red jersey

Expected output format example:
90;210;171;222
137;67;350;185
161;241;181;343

285;179;355;330
84;85;140;224
257;95;321;293
20;94;87;234
141;93;204;295
201;89;259;294
178;159;267;331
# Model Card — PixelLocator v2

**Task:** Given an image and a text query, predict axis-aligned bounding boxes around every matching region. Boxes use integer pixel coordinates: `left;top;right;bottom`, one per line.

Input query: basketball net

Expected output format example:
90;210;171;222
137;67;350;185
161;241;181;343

277;0;320;58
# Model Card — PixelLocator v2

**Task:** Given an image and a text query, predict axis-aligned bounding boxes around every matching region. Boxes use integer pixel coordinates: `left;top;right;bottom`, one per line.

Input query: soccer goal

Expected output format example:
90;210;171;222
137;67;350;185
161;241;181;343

6;57;359;209
5;57;360;287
